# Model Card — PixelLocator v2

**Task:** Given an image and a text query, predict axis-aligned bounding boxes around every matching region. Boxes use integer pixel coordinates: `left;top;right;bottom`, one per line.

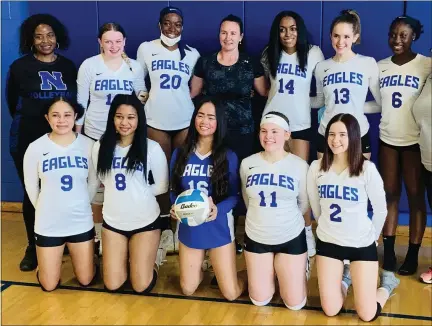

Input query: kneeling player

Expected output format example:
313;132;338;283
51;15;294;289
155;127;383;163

23;97;99;291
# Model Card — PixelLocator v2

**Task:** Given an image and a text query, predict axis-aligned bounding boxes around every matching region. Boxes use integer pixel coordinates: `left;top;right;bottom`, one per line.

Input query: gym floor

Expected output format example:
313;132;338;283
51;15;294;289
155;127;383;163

1;206;431;325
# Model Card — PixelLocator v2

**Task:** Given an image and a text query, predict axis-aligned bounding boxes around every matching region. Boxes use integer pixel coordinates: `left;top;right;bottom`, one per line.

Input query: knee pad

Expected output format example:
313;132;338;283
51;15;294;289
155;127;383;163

250;295;273;306
104;279;127;293
370;302;382;322
133;269;158;295
284;296;307;311
36;271;60;292
78;263;100;287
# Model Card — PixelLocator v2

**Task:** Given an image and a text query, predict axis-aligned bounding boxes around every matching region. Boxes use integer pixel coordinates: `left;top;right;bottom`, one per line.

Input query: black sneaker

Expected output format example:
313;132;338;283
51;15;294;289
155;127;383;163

20;245;38;271
235;240;243;254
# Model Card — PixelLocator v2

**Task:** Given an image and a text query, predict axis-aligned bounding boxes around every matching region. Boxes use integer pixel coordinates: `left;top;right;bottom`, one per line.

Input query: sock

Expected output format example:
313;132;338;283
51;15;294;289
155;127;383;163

404;242;421;263
305;225;312;232
94;223;102;240
382;236;396;271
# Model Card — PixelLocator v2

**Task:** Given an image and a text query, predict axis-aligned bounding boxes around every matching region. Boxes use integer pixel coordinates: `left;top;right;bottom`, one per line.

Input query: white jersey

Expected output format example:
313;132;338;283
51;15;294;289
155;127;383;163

23;134;98;237
263;45;324;132
378;54;431;146
92;139;168;231
315;54;381;136
76;54;145;140
136;40;200;130
413;74;432;172
240;153;309;245
307;159;387;247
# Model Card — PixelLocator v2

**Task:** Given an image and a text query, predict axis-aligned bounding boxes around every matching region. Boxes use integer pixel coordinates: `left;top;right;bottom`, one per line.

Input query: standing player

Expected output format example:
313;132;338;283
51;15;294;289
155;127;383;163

6;14;77;271
92;94;168;293
377;16;431;275
307;113;400;322
23;97;99;291
136;6;200;253
76;23;145;253
190;14;268;253
261;11;324;257
314;10;381;159
240;112;309;309
413;74;432;283
170;96;246;301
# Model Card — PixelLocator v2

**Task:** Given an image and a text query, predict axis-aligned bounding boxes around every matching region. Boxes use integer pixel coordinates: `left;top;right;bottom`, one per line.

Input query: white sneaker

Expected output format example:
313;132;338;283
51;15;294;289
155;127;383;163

305;227;316;257
155;247;167;269
160;229;175;253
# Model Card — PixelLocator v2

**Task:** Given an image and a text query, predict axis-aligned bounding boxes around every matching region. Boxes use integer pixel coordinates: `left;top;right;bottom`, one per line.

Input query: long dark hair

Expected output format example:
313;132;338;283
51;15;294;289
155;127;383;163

171;95;229;203
97;94;148;181
264;11;311;78
320;113;365;177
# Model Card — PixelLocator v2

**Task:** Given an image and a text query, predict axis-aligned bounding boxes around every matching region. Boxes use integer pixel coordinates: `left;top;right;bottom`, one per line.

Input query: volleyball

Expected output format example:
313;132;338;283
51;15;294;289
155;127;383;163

174;189;210;227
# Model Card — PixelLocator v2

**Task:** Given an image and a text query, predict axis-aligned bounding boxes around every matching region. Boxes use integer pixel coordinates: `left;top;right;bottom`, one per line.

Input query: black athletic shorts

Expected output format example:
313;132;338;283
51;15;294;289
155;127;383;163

316;237;378;262
102;217;161;240
291;127;313;142
379;139;420;153
35;228;95;247
317;131;371;153
147;125;188;138
244;229;307;255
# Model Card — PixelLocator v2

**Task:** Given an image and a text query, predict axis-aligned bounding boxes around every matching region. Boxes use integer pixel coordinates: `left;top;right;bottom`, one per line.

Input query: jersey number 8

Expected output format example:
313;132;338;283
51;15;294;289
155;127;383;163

115;173;126;191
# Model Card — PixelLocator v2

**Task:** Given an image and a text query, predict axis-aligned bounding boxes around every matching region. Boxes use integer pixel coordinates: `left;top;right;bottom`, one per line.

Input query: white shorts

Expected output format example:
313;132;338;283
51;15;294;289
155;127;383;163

92;183;104;205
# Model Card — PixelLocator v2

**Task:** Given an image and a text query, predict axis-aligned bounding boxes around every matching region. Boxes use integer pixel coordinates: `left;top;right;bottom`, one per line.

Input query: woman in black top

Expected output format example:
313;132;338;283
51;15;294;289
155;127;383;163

190;14;268;252
6;14;77;271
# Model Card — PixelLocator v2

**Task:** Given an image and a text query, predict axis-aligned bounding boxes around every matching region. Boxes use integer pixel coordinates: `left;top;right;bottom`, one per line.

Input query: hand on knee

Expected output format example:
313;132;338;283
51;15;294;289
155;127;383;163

283;296;307;311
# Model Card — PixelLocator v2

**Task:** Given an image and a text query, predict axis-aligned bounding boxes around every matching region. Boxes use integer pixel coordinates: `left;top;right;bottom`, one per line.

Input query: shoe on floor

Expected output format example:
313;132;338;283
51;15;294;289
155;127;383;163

20;245;38;272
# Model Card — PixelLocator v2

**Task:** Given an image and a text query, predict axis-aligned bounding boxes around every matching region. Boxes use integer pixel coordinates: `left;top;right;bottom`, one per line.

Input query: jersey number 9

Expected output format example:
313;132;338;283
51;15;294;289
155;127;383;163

60;175;73;191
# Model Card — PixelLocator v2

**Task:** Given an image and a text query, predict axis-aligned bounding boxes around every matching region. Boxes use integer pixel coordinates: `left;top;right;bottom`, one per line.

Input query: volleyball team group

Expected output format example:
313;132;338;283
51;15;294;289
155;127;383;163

5;5;432;322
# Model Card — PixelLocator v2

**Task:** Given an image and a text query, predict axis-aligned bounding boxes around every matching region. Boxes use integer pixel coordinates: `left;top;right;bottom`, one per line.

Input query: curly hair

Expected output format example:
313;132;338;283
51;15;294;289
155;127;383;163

19;14;70;55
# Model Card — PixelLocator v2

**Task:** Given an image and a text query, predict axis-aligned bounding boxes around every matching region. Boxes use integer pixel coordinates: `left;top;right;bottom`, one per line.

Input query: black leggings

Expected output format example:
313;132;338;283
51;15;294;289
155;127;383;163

11;150;35;247
379;140;426;243
424;166;432;210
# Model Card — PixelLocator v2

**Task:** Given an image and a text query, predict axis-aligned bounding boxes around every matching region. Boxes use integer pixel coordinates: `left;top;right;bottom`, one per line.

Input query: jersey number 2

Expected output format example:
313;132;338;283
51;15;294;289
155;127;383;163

330;203;342;222
259;191;277;207
160;74;181;89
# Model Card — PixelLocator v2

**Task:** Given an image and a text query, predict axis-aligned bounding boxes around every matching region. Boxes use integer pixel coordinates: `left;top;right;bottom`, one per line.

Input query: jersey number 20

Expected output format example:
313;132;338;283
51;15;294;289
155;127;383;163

160;74;182;89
